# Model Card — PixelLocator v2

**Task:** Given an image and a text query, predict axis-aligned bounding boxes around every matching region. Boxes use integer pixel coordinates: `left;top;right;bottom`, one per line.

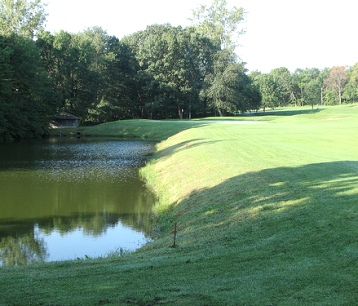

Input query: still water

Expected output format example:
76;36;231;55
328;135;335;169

0;138;156;266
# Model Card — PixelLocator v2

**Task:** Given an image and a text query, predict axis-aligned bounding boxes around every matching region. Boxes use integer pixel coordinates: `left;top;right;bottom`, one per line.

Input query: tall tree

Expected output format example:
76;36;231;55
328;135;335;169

204;50;260;115
99;37;142;121
269;67;293;106
44;30;79;112
0;35;58;139
342;63;358;103
324;66;348;105
253;73;280;111
124;24;218;119
204;50;237;115
292;68;324;107
0;0;47;39
38;29;105;120
190;0;245;51
0;36;13;138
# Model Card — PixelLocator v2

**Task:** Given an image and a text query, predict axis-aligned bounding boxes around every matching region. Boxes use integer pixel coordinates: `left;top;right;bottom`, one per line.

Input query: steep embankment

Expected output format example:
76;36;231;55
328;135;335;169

139;105;358;304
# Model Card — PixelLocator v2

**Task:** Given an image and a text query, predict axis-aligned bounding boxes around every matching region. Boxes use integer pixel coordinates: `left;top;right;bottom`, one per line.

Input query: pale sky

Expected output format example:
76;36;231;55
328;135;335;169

44;0;357;73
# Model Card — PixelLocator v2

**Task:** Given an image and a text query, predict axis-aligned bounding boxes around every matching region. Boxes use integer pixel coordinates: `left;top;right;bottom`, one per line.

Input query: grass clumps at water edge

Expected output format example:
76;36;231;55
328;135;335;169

1;104;358;305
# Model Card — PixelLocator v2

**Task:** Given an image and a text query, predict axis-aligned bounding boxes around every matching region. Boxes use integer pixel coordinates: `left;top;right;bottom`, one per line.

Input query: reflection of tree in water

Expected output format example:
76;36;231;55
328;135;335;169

35;189;156;237
37;210;154;237
37;214;112;236
0;139;157;266
0;233;48;267
0;209;154;267
119;211;154;237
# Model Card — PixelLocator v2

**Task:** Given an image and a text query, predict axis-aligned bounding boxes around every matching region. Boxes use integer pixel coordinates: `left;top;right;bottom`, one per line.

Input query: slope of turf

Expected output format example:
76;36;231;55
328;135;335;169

1;105;357;305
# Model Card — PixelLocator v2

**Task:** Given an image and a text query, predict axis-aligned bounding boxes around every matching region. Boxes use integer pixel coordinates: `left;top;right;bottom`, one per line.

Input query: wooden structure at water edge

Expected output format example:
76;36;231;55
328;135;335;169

50;112;80;128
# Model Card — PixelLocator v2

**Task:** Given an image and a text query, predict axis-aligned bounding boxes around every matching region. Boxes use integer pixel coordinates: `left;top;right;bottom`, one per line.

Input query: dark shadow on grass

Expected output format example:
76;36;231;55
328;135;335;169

173;160;358;255
84;120;210;141
132;160;358;304
253;108;322;117
194;108;322;121
157;139;223;158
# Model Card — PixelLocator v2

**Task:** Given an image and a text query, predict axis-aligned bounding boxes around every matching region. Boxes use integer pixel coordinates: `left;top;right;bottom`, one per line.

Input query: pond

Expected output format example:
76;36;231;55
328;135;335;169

0;138;156;267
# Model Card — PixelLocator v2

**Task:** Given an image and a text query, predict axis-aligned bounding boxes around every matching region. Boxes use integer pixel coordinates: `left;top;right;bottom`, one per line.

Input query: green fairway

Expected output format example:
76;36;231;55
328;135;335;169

1;105;357;305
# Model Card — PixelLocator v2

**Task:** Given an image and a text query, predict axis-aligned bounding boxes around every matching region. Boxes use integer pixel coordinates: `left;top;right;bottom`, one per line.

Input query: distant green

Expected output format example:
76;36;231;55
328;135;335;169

1;104;357;305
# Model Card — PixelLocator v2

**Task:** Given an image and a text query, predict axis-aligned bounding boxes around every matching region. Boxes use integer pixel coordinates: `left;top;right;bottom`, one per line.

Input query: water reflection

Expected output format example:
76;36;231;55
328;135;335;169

0;138;156;266
0;234;47;266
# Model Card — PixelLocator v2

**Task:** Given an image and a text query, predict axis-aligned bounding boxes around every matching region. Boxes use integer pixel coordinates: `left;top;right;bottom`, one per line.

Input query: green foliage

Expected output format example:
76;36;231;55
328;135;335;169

37;28;121;121
204;50;260;115
343;63;358;103
252;64;358;109
324;66;348;105
293;68;325;107
0;36;12;136
0;0;47;39
123;24;221;119
252;72;280;110
0;0;56;139
0;34;58;139
191;0;245;50
269;67;292;106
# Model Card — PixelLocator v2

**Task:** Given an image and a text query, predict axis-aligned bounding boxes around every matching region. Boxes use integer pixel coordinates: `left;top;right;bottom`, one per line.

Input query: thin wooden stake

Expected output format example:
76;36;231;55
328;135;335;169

172;223;177;248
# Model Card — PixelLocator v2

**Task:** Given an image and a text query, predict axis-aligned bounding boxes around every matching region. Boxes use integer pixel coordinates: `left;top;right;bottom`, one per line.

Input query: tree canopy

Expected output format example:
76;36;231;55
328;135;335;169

0;0;356;140
251;65;356;109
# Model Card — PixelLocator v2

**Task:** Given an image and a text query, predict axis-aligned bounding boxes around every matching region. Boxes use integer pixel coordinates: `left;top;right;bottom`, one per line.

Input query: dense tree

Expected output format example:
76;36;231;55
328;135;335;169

0;36;13;138
37;29;108;120
0;35;58;139
0;0;58;139
252;65;357;108
343;63;358;103
240;74;262;112
252;73;280;111
123;24;220;119
189;0;258;115
98;37;142;121
324;66;348;105
38;31;78;113
2;0;356;139
123;23;261;119
293;68;324;108
203;50;260;115
269;67;293;106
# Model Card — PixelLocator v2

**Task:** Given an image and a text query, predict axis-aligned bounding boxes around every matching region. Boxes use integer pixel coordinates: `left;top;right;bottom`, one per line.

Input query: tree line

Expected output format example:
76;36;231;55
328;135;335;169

251;65;358;111
0;0;357;140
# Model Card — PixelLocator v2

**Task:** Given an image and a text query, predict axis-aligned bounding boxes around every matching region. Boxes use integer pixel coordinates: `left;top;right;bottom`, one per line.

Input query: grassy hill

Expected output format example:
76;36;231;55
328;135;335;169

1;105;357;305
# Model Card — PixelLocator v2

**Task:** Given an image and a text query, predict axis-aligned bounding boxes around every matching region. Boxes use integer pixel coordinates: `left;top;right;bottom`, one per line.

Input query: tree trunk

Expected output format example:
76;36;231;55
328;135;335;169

178;106;183;119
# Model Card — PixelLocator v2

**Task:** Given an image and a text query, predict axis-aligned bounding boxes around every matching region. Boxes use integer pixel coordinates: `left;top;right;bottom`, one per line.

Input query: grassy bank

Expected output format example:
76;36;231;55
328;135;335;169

49;119;211;141
1;105;357;305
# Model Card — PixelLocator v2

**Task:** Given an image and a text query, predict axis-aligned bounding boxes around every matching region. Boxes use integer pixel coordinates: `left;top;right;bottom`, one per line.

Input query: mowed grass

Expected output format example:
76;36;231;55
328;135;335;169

83;119;210;141
1;105;357;305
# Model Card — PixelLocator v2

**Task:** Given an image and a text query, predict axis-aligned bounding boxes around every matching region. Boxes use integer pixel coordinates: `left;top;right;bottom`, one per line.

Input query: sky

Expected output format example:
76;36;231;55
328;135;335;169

44;0;357;73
